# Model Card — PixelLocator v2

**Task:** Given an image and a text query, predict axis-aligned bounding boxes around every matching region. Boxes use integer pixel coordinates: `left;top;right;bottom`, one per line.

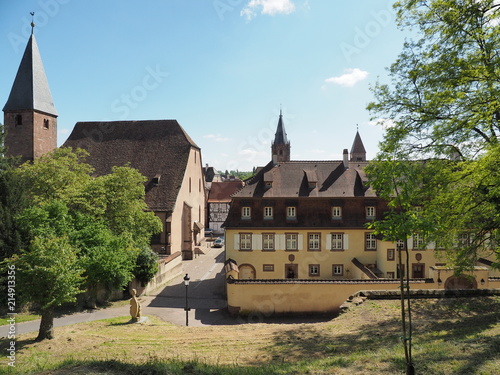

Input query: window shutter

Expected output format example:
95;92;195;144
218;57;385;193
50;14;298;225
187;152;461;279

234;234;240;249
344;234;349;250
276;234;285;250
326;234;332;250
298;234;304;250
252;234;262;250
407;237;413;250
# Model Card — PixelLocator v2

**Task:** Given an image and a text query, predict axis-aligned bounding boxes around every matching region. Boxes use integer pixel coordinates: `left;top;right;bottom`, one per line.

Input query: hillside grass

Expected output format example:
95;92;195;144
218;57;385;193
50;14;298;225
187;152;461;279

1;297;499;374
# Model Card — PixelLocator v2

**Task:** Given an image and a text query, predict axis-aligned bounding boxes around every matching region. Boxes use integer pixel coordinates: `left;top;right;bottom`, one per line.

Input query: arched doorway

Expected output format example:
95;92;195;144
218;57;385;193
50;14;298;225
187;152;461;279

444;275;477;290
239;264;256;280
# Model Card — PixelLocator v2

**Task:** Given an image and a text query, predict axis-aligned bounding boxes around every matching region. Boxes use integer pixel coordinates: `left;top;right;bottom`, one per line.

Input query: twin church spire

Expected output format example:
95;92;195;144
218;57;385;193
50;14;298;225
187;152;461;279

271;109;366;164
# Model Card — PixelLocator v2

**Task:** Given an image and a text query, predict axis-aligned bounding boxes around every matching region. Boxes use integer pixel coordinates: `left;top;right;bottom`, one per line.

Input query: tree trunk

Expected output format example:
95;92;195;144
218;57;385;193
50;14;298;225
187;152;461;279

36;307;54;341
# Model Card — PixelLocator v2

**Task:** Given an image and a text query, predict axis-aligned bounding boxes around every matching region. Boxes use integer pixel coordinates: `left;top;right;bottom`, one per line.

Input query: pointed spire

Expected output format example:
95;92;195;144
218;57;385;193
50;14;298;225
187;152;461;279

273;109;288;145
3;31;57;116
350;130;366;162
271;108;290;163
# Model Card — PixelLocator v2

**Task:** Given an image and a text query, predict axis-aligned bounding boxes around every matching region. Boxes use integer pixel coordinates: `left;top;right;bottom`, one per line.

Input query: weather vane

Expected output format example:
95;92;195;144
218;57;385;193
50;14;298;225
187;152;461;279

30;12;35;34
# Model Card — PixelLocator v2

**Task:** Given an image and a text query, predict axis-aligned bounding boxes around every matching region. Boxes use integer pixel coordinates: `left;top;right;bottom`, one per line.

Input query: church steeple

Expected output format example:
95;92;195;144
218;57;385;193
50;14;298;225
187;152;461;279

271;109;290;164
350;130;366;162
3;20;57;162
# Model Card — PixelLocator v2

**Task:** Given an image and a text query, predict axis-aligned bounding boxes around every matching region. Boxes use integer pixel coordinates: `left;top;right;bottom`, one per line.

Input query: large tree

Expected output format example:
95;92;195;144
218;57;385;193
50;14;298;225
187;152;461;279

368;0;500;268
8;148;162;339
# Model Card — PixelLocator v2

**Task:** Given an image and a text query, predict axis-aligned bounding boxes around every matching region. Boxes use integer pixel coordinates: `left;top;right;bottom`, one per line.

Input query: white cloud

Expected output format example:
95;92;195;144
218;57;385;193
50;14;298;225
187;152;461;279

324;68;369;87
241;0;296;21
203;134;230;142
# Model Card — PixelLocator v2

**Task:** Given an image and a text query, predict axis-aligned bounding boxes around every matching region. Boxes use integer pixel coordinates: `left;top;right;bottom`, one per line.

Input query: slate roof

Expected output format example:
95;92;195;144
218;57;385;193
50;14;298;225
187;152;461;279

232;160;374;198
63;120;199;211
208;181;244;203
350;131;366;161
272;111;289;145
3;33;57;116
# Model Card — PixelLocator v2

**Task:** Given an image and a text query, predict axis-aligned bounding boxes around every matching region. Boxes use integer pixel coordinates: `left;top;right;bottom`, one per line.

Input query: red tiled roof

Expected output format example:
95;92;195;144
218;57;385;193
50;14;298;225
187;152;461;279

208;181;244;202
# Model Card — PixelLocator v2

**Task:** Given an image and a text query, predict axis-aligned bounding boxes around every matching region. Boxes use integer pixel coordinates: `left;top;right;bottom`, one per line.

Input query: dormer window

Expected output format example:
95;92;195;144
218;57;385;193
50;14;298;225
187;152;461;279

265;181;272;189
366;206;376;219
287;206;296;220
264;206;273;220
242;206;251;219
332;206;342;219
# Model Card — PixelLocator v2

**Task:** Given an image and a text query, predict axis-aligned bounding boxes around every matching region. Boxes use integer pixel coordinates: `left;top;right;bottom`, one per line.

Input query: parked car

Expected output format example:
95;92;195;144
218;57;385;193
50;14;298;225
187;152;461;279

213;237;224;248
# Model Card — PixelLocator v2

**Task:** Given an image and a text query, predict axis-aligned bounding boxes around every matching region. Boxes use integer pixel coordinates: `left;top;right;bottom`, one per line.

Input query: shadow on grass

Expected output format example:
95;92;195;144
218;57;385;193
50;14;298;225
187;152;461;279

261;296;500;374
29;358;298;375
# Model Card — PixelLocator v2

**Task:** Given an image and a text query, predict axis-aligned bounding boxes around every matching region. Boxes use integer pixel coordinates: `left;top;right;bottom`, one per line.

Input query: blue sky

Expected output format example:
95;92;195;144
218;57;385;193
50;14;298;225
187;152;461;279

0;0;410;171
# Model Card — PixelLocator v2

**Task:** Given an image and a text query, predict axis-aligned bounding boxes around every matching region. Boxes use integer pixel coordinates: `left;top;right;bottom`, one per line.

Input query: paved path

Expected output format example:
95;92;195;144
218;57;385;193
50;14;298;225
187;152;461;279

0;244;234;337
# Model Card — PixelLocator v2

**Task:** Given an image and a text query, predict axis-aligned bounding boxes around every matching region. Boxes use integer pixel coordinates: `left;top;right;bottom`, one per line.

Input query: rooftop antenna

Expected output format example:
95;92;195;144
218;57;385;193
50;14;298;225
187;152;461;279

30;12;35;34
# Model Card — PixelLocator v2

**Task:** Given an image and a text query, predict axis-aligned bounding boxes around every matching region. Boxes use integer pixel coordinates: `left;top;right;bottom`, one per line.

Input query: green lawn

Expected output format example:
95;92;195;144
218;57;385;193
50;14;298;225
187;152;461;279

1;297;499;375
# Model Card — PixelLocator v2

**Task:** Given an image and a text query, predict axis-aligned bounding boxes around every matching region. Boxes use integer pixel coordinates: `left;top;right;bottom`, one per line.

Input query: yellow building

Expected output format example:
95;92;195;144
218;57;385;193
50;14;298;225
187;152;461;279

223;113;500;315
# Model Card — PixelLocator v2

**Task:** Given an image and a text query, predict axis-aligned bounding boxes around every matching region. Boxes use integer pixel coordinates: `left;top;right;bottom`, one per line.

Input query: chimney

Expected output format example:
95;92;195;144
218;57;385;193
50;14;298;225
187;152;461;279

343;149;349;169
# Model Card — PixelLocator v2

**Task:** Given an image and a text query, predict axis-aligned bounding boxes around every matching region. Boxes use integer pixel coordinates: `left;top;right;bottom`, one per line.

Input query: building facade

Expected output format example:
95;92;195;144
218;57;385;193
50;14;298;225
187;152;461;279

207;181;244;234
224;113;500;314
63;120;206;258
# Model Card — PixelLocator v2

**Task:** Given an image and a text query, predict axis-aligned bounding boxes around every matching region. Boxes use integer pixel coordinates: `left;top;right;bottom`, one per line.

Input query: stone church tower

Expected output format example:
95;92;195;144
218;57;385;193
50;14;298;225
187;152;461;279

3;26;57;163
271;110;290;164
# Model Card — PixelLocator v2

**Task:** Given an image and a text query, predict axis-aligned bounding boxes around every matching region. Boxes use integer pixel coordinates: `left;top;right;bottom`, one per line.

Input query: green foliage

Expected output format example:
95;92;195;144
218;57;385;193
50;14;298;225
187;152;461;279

370;0;500;159
368;0;500;269
10;235;84;310
134;247;159;286
11;148;162;307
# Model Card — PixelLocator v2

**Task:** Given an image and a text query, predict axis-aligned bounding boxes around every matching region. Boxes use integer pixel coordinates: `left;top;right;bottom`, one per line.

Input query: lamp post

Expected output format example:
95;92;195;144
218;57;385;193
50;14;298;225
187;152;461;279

183;273;190;326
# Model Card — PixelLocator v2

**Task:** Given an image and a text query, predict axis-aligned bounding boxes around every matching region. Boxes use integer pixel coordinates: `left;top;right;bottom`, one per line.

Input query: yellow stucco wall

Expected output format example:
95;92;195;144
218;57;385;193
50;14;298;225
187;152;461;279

170;147;206;252
226;281;437;315
226;228;500;280
225;228;461;280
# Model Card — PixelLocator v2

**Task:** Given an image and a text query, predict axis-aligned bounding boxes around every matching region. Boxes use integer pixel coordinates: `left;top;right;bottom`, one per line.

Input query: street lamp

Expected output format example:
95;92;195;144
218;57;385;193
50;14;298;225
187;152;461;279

183;273;190;326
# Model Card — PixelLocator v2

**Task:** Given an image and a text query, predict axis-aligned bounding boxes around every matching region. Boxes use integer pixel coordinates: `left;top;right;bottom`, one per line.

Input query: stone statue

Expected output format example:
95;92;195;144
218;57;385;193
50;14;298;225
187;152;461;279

129;288;142;322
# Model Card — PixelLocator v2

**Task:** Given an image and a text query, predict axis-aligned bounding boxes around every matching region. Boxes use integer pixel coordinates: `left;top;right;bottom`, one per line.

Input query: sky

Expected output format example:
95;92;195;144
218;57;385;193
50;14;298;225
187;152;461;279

0;0;412;172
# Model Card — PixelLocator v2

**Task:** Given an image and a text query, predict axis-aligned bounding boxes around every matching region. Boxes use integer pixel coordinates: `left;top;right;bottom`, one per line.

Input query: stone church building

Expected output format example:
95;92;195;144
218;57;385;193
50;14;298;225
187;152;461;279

3;30;205;259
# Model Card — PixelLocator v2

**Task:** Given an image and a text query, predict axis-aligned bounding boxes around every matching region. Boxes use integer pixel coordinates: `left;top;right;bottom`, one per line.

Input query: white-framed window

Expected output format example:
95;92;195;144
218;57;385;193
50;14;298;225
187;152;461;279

262;233;274;251
332;206;342;219
413;233;424;249
309;264;320;276
264;206;273;219
331;233;343;250
366;206;376;219
308;233;321;251
241;207;251;219
240;233;252;250
286;233;298;251
458;233;470;247
387;248;395;261
365;233;377;250
287;206;296;219
332;264;344;276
